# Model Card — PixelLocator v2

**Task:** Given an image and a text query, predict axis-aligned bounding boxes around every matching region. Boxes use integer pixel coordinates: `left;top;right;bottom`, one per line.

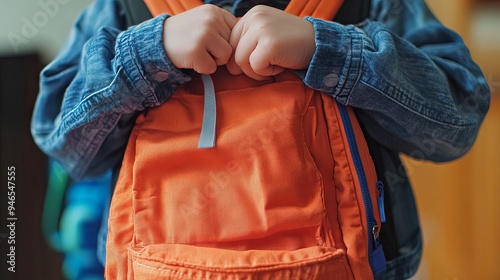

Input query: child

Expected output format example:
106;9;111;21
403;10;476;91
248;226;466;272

31;0;490;278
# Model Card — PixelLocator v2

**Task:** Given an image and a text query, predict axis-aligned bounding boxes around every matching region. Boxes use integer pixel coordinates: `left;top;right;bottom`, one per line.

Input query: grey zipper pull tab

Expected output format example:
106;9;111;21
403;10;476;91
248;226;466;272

198;74;217;148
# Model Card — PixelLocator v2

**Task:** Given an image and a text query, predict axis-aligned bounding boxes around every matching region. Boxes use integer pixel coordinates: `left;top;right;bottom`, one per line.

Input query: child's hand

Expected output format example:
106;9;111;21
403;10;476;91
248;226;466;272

163;5;237;74
226;5;316;81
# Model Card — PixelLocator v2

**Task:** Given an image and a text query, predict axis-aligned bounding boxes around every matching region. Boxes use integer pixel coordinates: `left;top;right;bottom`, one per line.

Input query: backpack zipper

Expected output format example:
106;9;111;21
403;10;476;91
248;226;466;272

336;104;386;279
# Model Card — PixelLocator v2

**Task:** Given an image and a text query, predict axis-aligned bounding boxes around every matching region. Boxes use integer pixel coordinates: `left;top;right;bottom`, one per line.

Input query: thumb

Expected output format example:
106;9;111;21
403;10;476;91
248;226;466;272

249;44;285;76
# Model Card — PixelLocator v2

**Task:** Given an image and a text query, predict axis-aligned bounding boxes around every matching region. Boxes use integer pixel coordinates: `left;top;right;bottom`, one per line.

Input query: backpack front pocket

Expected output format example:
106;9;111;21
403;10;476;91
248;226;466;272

129;244;351;279
106;74;368;279
131;80;333;250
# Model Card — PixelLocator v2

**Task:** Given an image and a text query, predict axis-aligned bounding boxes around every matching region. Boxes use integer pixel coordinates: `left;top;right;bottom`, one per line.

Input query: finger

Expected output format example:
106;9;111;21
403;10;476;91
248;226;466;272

249;43;285;76
214;7;237;46
251;62;285;77
226;55;243;75
218;7;238;32
241;64;273;81
206;36;233;66
233;33;268;80
191;51;217;74
226;19;244;75
228;18;244;53
231;22;256;73
238;57;270;81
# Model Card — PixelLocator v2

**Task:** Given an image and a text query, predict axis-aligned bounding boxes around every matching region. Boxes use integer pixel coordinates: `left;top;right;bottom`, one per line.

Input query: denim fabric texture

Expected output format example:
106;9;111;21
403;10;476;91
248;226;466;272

31;0;490;181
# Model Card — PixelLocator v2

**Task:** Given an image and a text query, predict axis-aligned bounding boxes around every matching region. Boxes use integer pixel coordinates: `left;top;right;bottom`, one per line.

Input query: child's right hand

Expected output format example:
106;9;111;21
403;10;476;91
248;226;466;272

163;5;237;74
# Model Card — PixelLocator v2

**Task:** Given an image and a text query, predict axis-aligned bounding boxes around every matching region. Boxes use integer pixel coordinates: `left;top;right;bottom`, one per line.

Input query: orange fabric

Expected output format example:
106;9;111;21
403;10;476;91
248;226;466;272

321;95;380;280
106;1;383;279
145;0;342;20
107;69;378;280
144;0;202;16
143;0;169;18
296;0;344;20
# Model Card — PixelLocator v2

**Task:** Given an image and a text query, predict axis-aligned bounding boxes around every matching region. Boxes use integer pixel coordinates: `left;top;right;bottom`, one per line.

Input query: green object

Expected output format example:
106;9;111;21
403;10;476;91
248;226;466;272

41;160;69;251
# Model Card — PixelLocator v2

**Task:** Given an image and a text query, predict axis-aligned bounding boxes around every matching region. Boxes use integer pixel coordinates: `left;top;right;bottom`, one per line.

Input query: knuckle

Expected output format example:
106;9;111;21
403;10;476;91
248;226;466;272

199;5;222;24
248;5;268;14
234;54;247;66
201;4;218;12
247;5;270;20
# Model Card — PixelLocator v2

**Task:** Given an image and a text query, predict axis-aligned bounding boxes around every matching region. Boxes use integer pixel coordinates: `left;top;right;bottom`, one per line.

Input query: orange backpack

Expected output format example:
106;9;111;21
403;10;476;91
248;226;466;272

106;0;387;279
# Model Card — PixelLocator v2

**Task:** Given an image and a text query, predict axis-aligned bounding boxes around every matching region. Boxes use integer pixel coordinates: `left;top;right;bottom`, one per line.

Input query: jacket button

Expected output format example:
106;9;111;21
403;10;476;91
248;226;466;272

323;73;338;88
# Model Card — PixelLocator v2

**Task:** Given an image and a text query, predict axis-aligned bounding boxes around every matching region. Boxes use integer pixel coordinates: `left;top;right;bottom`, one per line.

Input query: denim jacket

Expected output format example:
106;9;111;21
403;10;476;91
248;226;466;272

31;0;489;181
31;1;490;279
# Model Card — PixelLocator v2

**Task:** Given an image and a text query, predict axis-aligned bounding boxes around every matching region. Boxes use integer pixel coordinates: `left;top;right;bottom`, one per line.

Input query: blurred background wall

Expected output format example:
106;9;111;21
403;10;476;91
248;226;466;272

0;0;93;63
0;0;498;279
409;0;500;279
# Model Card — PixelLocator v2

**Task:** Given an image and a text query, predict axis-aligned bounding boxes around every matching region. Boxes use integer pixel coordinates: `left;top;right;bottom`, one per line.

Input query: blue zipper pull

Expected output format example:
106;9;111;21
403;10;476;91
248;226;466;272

372;224;387;275
377;181;386;223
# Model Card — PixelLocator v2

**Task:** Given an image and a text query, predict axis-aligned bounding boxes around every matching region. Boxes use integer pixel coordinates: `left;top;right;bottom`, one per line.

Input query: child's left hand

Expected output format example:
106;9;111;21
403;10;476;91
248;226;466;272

226;5;316;81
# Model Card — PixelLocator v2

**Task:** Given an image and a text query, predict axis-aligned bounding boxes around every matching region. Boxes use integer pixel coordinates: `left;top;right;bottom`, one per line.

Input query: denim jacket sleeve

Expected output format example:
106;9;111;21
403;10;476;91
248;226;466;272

31;0;190;179
32;0;490;180
302;0;490;162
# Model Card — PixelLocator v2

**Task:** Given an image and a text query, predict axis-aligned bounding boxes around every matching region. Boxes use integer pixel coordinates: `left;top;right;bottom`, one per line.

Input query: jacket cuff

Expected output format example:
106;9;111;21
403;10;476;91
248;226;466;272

303;17;364;105
116;14;191;107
